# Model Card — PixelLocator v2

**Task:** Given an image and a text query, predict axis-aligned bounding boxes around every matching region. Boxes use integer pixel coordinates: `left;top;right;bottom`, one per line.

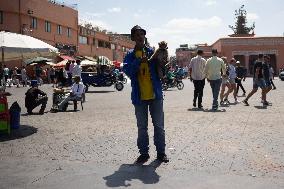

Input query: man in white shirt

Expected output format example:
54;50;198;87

204;49;226;110
58;75;85;111
72;60;82;79
188;50;206;108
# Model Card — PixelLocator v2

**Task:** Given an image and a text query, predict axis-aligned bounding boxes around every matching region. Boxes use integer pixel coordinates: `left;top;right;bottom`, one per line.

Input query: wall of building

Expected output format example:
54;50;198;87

77;26;135;62
213;37;284;74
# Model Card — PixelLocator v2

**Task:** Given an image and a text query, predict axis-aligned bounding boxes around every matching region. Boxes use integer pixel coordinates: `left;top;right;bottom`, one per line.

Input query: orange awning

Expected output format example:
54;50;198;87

59;55;75;61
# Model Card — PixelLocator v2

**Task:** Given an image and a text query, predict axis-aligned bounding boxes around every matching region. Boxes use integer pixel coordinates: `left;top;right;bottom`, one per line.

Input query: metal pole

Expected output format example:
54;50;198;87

1;47;5;88
1;47;3;69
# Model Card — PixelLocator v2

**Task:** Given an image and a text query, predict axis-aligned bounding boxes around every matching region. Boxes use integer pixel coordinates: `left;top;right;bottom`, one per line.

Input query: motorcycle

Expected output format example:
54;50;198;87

81;72;124;92
162;75;184;91
117;72;128;84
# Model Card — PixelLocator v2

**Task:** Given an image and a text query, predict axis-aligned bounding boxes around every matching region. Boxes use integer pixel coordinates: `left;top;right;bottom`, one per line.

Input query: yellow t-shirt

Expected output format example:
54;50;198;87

136;50;154;100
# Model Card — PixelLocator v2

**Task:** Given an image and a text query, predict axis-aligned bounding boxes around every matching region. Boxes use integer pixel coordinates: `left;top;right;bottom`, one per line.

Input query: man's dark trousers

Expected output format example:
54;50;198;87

193;79;205;106
27;96;48;113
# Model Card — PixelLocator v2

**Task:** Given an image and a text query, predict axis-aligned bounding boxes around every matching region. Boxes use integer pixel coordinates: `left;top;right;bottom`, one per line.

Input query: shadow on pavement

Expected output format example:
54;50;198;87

254;105;268;109
21;111;49;116
103;160;162;187
188;108;226;112
0;125;38;142
86;90;115;94
203;108;226;112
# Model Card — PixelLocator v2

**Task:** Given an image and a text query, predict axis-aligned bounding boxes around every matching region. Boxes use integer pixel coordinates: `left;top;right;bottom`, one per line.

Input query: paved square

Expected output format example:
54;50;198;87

0;78;283;189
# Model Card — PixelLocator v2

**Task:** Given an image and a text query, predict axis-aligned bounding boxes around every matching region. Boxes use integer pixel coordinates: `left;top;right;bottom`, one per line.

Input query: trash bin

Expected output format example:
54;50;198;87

9;101;21;129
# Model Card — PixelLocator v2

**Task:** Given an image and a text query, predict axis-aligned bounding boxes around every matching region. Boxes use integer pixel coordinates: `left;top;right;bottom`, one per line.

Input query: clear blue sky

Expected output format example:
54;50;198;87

62;0;284;55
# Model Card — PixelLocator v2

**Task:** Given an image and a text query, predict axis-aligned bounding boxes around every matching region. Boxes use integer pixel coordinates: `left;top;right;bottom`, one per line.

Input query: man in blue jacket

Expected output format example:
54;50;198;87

123;25;169;163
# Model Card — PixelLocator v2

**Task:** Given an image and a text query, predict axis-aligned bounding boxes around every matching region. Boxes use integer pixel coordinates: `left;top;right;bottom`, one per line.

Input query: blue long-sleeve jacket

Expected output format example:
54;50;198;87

123;46;163;105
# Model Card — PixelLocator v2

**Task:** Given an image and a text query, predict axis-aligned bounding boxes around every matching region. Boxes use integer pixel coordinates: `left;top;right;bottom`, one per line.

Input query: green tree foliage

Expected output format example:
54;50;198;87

229;5;255;34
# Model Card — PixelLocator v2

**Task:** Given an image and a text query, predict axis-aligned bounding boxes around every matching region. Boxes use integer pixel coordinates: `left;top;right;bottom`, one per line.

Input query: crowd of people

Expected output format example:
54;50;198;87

188;50;276;110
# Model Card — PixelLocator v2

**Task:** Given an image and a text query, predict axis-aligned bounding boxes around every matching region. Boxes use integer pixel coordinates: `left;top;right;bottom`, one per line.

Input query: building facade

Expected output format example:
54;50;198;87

211;37;284;75
77;26;135;62
0;0;78;55
0;0;134;67
177;36;284;75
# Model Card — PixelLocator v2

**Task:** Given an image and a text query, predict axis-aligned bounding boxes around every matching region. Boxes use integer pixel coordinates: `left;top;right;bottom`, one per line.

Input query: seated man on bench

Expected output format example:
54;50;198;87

58;75;84;111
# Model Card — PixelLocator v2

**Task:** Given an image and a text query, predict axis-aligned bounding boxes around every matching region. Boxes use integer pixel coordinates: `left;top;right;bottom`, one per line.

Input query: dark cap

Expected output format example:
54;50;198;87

31;80;38;87
131;25;146;41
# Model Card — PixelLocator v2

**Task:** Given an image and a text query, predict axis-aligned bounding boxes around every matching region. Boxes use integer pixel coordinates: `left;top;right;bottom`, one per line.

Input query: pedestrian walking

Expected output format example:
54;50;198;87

235;61;246;96
263;55;272;101
219;57;231;105
204;49;226;110
269;64;276;90
21;66;28;87
72;60;82;80
3;65;9;86
223;58;238;103
188;49;206;108
242;54;267;106
123;25;169;163
35;65;43;86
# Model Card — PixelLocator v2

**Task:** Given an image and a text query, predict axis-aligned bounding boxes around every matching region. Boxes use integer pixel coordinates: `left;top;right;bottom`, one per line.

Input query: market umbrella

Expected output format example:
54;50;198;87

0;31;58;66
24;57;52;65
54;59;68;68
29;62;56;66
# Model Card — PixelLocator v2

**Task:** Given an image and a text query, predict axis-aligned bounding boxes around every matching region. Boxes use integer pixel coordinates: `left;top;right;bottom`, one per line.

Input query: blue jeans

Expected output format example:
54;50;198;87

134;99;165;155
209;79;222;107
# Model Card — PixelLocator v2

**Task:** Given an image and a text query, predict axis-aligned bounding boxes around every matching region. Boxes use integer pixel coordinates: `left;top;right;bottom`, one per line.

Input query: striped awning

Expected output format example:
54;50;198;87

97;56;113;66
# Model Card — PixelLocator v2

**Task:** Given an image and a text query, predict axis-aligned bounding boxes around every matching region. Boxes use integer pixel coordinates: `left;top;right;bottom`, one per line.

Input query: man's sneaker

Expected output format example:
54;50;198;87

135;154;150;164
212;105;218;111
263;101;269;106
242;100;249;106
157;153;169;163
198;104;203;109
234;98;239;103
224;99;230;104
220;101;224;106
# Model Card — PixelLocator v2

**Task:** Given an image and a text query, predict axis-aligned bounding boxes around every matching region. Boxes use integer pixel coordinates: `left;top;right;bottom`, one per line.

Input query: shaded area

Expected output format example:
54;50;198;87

103;160;162;187
0;125;37;142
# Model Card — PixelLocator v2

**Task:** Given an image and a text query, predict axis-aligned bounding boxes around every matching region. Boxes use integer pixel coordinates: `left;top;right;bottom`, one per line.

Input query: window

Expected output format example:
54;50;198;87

67;28;71;37
31;17;37;29
0;11;3;24
57;25;62;35
105;42;111;49
111;44;115;50
45;21;51;32
79;36;88;44
98;40;104;48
